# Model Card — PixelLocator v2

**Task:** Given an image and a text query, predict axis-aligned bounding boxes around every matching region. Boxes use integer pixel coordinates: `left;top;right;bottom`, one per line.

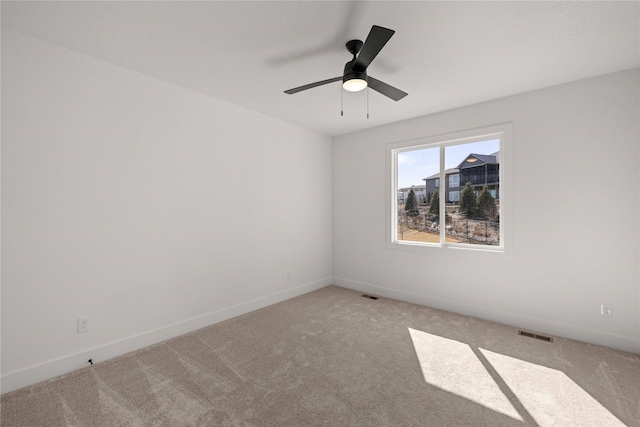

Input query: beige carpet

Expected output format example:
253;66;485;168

2;285;639;426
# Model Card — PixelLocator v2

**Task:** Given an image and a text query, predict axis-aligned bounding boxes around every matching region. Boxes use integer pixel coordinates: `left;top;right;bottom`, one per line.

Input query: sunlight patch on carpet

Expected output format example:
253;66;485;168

409;328;625;426
408;328;522;421
479;348;626;426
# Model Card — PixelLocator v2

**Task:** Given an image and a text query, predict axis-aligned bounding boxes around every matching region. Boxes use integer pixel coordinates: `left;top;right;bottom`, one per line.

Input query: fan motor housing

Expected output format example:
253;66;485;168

343;59;367;84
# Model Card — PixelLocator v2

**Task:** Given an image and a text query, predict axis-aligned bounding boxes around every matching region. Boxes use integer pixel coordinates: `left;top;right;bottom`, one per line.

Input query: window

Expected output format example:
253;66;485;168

388;124;511;253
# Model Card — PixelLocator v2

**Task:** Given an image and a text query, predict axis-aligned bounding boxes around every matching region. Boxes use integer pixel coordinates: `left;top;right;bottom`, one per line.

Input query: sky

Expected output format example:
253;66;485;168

397;139;499;189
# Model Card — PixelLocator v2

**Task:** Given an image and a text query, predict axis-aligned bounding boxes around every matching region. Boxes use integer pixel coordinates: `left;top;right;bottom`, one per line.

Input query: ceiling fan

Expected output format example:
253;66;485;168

284;25;408;101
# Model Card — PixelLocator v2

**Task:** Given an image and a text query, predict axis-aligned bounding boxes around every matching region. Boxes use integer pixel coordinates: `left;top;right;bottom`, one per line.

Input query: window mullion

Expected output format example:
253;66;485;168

439;145;445;246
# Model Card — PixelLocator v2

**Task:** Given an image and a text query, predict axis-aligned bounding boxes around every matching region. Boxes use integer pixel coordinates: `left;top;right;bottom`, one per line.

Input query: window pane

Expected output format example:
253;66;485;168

444;140;500;246
397;147;439;243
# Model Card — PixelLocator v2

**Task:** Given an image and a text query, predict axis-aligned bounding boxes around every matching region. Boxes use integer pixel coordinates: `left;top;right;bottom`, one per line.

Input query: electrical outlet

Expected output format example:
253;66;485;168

77;317;91;333
600;304;613;318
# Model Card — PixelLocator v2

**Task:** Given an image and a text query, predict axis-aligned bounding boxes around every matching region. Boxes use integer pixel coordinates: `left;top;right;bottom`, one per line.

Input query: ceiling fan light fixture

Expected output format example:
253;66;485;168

284;26;407;101
343;78;368;92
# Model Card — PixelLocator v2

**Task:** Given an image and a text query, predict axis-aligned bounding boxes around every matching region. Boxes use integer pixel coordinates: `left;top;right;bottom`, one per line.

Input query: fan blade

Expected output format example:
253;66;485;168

284;77;342;94
368;77;408;101
353;25;395;72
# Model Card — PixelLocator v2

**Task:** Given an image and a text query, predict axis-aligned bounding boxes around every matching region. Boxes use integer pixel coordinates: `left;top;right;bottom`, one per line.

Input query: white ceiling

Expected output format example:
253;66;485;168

2;1;639;137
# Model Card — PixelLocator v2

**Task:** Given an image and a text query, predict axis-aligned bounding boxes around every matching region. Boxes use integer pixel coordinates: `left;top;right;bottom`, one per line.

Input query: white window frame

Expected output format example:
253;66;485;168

449;174;460;187
387;123;513;255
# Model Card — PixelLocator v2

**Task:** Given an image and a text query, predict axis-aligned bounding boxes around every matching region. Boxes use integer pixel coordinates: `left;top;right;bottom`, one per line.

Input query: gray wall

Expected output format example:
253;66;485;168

1;29;333;392
333;68;640;354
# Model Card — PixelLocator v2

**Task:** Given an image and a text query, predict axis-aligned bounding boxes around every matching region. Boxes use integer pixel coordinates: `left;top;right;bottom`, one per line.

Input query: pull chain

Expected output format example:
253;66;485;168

367;86;370;119
340;86;370;118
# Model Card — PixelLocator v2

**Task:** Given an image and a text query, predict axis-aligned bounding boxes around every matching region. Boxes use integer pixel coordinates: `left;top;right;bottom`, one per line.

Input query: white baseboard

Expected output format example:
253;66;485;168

1;278;331;394
333;277;640;355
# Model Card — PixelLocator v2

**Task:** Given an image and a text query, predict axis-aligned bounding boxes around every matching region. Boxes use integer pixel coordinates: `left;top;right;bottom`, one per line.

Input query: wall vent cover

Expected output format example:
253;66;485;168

518;330;553;342
361;294;379;300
